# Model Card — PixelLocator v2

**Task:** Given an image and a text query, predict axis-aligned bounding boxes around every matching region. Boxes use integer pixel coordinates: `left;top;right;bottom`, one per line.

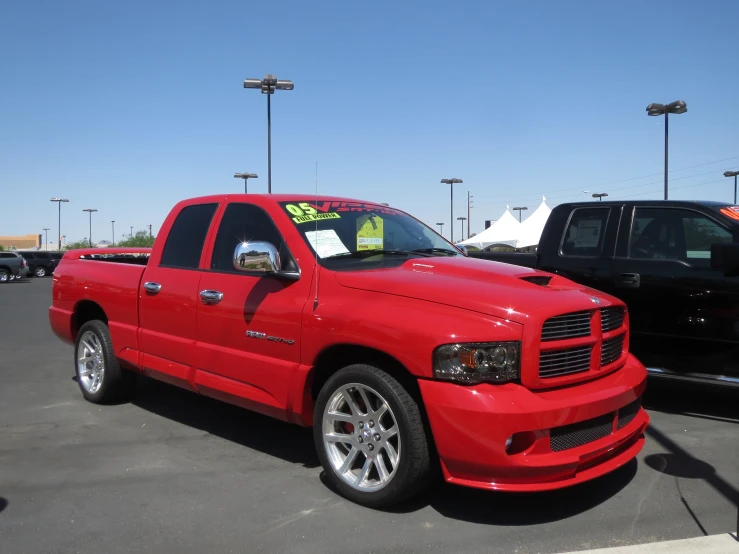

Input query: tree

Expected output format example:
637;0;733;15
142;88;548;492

117;230;155;248
0;244;5;251
64;239;92;250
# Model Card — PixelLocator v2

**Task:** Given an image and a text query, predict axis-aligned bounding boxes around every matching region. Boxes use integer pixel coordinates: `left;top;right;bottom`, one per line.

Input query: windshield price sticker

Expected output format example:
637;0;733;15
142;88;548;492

284;203;342;224
357;214;384;251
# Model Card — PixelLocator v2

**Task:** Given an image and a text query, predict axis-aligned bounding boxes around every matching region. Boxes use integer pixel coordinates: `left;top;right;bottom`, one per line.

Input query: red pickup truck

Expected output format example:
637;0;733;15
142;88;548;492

49;194;648;507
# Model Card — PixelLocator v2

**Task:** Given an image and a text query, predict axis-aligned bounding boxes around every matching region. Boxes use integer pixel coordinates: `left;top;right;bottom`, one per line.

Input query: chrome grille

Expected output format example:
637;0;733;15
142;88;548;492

601;307;625;332
541;311;591;342
601;334;625;366
539;345;592;378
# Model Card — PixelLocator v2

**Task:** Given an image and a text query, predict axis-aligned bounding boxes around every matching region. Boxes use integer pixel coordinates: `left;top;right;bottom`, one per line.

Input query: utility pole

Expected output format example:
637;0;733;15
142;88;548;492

148;224;152;238
42;228;50;251
130;226;133;238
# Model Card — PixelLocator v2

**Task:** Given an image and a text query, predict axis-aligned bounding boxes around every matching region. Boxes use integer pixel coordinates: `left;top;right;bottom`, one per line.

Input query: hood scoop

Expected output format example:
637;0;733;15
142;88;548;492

520;275;552;287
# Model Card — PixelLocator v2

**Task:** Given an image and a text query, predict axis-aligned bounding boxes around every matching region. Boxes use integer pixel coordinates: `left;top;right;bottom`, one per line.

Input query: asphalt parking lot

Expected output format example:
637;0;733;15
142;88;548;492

1;277;737;554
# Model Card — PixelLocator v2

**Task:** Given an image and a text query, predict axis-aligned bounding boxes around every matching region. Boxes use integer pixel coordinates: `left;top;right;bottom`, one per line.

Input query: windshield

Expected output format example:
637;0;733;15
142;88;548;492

279;201;460;269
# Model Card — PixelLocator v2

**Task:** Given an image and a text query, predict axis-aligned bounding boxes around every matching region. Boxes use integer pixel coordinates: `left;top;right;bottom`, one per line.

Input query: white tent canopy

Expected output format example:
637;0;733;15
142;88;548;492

517;197;552;248
459;206;522;249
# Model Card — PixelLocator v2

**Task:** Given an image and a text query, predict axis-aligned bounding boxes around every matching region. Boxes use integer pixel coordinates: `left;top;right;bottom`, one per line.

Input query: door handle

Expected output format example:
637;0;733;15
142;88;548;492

200;290;224;304
143;282;162;294
617;273;640;288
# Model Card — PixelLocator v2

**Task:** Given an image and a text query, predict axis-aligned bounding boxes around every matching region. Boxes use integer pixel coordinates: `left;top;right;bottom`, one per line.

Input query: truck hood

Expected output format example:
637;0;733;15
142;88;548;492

332;256;617;325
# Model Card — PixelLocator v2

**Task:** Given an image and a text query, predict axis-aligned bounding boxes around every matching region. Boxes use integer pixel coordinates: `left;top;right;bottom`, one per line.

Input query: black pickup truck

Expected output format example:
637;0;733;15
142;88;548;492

469;200;739;388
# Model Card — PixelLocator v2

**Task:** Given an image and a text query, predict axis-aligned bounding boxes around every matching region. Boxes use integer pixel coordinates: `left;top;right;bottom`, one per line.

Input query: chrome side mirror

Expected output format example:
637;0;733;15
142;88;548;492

233;241;280;273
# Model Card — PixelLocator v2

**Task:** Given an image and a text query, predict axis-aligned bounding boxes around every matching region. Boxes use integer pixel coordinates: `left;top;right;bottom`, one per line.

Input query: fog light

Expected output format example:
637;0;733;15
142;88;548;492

505;431;536;455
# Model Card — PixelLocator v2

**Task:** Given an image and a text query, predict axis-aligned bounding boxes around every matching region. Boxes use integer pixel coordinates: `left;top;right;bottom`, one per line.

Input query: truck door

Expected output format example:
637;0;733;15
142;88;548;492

138;202;219;388
194;202;312;419
612;206;739;381
539;206;619;295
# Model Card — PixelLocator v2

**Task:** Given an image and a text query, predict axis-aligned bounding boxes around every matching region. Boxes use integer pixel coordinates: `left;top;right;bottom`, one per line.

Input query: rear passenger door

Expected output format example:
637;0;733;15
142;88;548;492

138;203;218;388
612;206;739;379
194;202;311;419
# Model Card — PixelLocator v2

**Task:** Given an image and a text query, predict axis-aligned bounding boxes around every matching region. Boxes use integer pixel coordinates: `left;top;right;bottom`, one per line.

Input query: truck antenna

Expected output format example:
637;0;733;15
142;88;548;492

313;161;319;310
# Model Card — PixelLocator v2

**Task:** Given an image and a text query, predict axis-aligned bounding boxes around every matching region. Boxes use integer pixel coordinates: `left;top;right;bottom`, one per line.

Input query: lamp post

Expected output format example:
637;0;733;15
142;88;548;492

83;209;98;247
441;178;463;242
467;192;474;238
148;224;152;238
111;221;115;246
130;226;133;238
646;100;688;200
457;216;467;241
512;206;528;222
234;172;258;193
243;74;294;194
42;228;50;251
50;198;69;251
436;222;444;236
724;171;739;204
592;193;608;201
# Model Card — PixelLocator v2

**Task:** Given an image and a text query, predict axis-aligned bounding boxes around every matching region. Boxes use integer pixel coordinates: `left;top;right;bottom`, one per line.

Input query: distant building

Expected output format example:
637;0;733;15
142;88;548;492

0;234;41;250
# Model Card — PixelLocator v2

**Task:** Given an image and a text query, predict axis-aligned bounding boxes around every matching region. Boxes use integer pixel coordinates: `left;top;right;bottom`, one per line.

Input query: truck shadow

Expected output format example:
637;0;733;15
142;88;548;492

0;496;7;514
131;377;320;468
644;381;739;424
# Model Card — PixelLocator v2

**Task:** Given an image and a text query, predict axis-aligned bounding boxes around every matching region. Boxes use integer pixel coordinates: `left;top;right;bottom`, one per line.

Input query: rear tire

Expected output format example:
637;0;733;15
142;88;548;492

34;266;46;277
314;364;432;509
0;269;8;282
74;320;135;404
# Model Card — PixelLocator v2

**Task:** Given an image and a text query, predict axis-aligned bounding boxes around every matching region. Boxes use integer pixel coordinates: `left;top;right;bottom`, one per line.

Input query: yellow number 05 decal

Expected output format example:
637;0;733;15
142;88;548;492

285;203;318;217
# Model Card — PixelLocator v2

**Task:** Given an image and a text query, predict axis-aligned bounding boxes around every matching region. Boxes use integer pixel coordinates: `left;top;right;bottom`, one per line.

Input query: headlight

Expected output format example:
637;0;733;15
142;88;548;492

433;341;521;384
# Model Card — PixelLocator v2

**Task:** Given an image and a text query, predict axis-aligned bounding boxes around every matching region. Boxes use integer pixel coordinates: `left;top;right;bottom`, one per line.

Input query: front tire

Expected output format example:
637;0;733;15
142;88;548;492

314;364;432;508
0;269;9;282
75;320;135;404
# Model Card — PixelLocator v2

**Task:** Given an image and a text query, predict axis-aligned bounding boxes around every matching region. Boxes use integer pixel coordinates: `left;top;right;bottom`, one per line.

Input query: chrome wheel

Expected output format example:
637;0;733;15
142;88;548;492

77;330;105;394
0;271;8;282
322;383;401;492
34;266;46;277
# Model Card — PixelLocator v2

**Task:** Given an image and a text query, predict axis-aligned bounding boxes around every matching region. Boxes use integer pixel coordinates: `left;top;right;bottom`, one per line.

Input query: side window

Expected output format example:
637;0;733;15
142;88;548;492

159;203;218;269
210;203;297;273
560;208;609;257
22;253;36;259
629;208;733;267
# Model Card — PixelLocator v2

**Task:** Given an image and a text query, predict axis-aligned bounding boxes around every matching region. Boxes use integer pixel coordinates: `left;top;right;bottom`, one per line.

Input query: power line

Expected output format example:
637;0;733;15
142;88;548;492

474;155;739;203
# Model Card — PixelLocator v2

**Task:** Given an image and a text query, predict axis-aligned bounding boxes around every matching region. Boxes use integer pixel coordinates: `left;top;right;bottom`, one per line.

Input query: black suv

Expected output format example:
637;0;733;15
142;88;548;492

16;251;58;277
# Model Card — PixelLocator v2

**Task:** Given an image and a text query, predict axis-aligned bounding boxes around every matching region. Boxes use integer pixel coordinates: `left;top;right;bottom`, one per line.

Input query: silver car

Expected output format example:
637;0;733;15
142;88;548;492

0;252;29;282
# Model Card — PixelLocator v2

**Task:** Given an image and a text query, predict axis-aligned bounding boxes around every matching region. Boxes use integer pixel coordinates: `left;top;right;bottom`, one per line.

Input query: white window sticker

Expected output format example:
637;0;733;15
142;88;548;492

573;220;602;248
304;230;350;258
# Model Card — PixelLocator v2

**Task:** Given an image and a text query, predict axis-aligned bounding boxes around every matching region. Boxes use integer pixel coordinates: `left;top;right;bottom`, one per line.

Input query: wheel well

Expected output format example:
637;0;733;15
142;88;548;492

309;344;420;402
0;265;11;273
72;301;108;339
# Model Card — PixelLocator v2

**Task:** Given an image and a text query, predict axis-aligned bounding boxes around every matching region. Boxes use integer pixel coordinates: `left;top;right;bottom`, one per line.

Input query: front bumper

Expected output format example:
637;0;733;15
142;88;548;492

419;353;648;492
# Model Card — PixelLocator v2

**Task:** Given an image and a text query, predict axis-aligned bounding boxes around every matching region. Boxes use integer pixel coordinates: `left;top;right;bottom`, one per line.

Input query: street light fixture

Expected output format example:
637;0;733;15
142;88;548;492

42;228;50;251
243;74;294;194
436;222;444;236
50;198;69;251
592;193;609;201
646;100;688;200
82;209;98;247
457;216;467;241
111;220;115;246
512;206;528;222
441;178;463;242
234;172;258;193
724;171;739;204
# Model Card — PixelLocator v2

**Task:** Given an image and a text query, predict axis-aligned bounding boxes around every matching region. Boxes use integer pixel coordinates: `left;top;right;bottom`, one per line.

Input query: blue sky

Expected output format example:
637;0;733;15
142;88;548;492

2;0;738;244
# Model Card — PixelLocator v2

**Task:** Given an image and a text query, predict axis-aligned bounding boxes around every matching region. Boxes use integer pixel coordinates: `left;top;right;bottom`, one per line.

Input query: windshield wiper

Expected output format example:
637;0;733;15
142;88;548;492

411;248;458;256
324;249;411;259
